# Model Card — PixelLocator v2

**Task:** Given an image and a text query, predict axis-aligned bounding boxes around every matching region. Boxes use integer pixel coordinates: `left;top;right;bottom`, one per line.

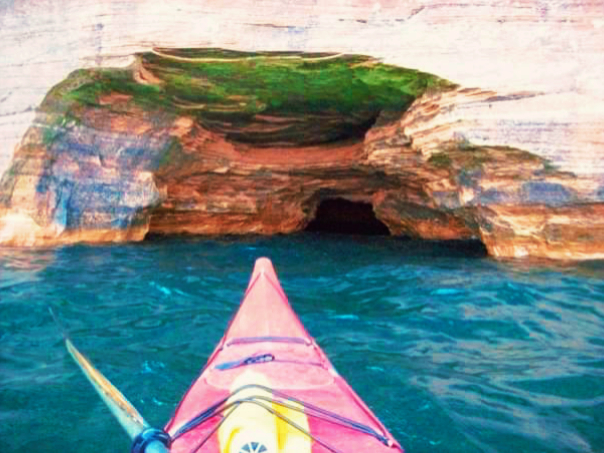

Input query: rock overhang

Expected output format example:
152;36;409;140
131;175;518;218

42;48;454;147
2;48;604;260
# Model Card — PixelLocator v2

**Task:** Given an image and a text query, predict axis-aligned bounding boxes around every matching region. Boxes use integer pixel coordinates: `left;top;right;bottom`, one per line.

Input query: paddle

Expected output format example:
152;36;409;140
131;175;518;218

50;308;170;453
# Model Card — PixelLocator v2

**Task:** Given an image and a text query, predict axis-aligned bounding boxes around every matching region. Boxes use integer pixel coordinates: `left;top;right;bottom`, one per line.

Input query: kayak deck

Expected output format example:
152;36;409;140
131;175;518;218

165;258;403;453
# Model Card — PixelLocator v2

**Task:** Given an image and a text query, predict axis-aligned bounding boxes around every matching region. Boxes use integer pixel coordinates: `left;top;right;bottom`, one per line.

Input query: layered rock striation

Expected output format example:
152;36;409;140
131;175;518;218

1;49;603;259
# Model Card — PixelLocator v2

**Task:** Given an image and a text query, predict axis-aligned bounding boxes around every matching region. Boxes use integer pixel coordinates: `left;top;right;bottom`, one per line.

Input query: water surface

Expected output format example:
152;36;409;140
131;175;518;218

1;235;603;452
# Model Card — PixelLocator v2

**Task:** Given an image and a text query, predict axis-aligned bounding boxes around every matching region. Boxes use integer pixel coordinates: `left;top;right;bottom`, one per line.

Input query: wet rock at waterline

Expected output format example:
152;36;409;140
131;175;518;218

1;49;603;260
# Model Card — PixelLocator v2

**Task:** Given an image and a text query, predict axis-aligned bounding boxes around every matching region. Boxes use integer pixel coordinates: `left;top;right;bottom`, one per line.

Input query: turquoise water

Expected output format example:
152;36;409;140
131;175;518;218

1;235;603;453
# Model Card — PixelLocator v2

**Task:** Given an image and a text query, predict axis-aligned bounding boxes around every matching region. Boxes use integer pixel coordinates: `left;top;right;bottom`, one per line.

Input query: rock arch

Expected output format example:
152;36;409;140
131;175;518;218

2;49;604;260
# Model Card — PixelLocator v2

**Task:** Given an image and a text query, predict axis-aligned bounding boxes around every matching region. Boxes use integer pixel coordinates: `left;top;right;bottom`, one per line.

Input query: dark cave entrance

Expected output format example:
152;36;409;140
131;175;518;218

305;198;391;236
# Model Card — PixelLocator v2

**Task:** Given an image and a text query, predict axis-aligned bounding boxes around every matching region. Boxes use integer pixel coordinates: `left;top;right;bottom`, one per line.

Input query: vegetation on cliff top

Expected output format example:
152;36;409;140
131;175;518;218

41;48;456;146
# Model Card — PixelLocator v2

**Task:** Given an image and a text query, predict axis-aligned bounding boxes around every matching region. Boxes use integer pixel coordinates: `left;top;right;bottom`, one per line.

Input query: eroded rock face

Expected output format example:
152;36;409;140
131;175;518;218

1;50;603;260
379;88;604;259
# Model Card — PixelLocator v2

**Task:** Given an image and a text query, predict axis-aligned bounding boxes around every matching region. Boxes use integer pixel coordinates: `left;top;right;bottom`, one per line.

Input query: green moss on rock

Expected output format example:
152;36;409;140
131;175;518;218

40;48;456;147
140;49;453;118
428;153;453;168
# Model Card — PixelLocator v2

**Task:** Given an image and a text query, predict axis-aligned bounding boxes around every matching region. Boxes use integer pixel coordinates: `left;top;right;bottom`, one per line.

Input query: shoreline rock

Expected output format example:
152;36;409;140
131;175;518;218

1;50;603;260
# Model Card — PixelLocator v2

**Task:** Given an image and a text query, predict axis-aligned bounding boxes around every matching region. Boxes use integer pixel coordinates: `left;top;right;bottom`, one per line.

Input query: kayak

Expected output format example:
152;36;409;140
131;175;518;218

56;257;403;453
163;257;403;453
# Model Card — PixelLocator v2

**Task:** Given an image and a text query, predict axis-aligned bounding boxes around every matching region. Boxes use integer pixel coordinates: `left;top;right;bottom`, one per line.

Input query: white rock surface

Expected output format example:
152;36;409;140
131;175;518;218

1;0;603;177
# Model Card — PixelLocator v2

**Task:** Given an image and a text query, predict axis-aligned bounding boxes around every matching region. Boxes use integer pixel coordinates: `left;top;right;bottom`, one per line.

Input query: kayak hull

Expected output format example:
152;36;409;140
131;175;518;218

165;258;403;453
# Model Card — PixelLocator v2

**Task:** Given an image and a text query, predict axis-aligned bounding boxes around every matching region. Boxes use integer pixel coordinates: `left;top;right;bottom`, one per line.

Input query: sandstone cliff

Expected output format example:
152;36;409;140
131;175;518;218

0;49;603;259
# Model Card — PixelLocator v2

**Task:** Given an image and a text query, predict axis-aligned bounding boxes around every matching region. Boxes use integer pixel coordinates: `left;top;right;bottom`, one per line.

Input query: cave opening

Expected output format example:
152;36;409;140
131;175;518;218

305;198;391;236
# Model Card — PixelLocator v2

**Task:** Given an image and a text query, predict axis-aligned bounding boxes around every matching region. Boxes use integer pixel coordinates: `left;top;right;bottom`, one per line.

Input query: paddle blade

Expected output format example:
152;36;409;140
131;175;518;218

64;337;148;440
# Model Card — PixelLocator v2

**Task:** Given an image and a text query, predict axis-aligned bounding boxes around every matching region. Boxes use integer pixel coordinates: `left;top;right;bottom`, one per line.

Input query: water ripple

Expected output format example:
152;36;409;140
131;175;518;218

0;236;603;452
